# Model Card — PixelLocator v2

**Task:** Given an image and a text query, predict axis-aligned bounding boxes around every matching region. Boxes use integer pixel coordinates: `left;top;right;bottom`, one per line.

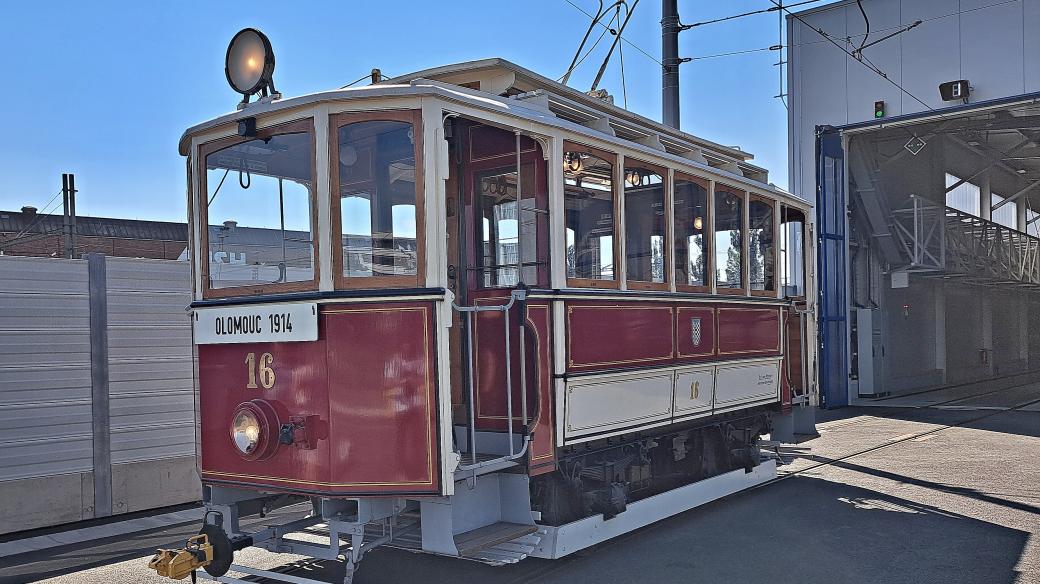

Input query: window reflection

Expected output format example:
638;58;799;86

674;175;709;287
624;164;665;284
749;199;775;292
337;120;418;278
476;164;540;287
714;187;744;289
205;131;314;290
564;149;615;281
780;206;806;297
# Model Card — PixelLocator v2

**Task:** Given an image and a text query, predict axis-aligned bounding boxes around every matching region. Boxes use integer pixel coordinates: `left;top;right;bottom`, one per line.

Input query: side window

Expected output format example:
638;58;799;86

623;162;666;287
470;126;548;288
203;122;315;295
564;145;616;284
780;206;807;297
749;197;776;294
714;186;745;291
674;174;710;289
333;113;422;287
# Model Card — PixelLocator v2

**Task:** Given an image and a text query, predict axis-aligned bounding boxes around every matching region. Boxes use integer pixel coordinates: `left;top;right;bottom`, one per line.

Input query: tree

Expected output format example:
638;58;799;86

725;230;742;284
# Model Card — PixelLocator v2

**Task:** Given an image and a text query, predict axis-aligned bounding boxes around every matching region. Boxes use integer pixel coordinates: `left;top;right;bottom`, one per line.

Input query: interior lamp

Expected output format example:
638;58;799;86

565;152;584;173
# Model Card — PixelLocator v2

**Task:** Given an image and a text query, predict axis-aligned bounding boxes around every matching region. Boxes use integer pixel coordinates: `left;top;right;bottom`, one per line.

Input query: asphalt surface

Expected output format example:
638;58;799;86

2;383;1038;584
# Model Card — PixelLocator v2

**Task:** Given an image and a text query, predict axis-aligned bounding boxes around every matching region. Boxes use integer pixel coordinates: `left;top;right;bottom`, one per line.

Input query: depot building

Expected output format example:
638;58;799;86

787;0;1040;407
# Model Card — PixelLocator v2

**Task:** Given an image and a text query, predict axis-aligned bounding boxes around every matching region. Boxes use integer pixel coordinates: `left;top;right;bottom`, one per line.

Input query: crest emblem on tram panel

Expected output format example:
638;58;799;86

690;317;702;346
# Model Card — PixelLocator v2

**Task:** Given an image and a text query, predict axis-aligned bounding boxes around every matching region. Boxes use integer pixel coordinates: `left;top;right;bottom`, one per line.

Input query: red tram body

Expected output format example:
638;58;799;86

158;45;815;583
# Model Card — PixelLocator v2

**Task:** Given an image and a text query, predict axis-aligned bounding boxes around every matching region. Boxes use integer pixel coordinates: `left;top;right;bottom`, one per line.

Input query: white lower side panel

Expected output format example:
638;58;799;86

531;460;777;559
565;372;673;437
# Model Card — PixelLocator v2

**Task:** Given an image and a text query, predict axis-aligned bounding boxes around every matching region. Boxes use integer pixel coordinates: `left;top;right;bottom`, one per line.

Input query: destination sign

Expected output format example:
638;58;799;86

193;302;318;344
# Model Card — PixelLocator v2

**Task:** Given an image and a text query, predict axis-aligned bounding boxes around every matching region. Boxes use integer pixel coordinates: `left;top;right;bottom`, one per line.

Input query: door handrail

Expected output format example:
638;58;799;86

451;287;531;474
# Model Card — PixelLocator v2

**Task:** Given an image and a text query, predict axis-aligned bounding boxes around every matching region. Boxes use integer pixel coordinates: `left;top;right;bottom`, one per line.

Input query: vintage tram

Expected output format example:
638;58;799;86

150;29;815;583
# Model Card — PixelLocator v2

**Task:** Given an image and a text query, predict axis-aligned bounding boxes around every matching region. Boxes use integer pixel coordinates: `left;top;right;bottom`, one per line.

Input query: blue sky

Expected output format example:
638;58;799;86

0;0;827;223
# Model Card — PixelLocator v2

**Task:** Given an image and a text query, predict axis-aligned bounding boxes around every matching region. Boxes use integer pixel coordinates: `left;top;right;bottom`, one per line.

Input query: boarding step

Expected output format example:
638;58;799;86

454;452;519;479
454;522;541;565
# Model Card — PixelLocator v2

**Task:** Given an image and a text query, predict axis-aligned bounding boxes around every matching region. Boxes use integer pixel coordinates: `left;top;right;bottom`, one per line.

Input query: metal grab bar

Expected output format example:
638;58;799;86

452;287;531;472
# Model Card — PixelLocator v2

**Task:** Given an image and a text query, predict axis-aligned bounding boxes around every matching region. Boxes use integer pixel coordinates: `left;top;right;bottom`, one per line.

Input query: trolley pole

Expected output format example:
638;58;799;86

661;0;681;129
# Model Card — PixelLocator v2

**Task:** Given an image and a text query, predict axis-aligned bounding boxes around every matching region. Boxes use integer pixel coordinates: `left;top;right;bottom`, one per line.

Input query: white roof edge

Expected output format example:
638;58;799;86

177;79;809;206
381;57;763;168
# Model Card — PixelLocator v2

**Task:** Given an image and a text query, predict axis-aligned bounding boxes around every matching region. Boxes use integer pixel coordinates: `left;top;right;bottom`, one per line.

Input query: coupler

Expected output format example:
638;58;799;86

147;534;213;581
148;511;249;581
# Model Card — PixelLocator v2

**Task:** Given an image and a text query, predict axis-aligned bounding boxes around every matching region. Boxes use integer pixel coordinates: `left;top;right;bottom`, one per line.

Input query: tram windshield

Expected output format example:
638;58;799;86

203;128;315;291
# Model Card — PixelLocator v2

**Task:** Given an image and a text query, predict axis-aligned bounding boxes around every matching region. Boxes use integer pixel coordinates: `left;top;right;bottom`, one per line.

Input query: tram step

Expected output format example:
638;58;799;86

453;452;519;479
454;522;539;563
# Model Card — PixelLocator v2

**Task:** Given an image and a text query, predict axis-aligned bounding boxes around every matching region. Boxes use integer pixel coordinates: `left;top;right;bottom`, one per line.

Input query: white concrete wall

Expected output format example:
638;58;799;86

788;0;1040;199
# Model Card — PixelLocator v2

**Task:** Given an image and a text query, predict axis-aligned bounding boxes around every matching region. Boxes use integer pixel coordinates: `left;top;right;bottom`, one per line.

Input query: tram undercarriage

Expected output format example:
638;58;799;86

171;411;775;584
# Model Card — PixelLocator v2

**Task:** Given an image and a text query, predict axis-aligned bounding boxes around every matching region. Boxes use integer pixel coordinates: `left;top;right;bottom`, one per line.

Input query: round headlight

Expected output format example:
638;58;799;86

229;400;280;460
225;28;275;96
231;409;261;454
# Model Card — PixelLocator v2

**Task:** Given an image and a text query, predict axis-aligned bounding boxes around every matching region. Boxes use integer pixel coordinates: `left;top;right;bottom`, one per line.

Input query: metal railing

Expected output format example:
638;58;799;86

452;287;531;472
890;196;1040;286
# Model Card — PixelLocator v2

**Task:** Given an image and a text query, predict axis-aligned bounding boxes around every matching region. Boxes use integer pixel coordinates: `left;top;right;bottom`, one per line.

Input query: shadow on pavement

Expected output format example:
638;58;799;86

241;475;1031;584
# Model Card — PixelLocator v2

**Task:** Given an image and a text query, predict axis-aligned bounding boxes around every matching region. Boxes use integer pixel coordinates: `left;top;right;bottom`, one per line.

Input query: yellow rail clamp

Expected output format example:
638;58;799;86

147;534;214;581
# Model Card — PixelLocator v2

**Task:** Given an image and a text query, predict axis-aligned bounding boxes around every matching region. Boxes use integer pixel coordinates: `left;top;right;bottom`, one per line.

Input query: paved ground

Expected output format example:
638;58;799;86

2;382;1037;584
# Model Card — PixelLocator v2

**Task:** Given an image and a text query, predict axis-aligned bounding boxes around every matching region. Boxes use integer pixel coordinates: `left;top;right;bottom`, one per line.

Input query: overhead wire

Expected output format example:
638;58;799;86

590;0;638;91
768;0;935;113
855;0;870;51
679;0;825;29
684;0;1018;62
557;8;616;82
7;188;64;242
561;0;662;66
774;0;1040;216
341;72;391;89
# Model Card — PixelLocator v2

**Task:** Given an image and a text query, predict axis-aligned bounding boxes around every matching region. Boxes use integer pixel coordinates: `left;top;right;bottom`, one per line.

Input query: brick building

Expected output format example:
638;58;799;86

0;207;189;260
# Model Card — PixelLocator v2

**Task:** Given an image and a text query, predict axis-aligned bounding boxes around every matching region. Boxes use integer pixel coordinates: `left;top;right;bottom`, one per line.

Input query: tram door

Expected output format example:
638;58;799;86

446;120;549;436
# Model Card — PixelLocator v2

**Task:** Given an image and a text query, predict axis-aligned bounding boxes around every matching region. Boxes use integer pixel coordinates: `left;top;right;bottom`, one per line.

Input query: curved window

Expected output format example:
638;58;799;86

564;145;616;284
749;197;776;294
714;186;745;291
332;112;423;287
202;121;315;295
674;174;710;289
624;162;666;287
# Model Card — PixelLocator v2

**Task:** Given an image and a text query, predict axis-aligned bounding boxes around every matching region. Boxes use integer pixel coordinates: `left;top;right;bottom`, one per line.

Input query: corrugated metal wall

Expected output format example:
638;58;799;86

0;255;199;533
0;257;94;481
106;258;195;464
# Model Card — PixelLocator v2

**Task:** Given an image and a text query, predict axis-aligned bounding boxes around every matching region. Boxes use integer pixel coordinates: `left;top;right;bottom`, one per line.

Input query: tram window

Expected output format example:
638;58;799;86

564;147;616;283
204;128;315;292
335;117;420;283
673;174;709;289
714;186;745;290
623;162;666;286
748;198;776;293
780;206;806;297
476;163;540;287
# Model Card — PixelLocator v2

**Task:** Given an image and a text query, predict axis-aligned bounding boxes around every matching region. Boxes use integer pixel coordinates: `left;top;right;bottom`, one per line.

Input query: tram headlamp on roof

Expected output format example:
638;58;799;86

225;28;280;110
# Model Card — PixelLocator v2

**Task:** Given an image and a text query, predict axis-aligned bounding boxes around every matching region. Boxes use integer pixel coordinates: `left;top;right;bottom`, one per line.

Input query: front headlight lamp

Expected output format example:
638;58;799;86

231;409;261;455
229;400;279;461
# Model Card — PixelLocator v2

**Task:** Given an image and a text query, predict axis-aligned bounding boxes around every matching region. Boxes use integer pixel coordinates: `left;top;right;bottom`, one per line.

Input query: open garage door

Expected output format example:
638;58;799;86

816;127;850;408
821;101;1040;407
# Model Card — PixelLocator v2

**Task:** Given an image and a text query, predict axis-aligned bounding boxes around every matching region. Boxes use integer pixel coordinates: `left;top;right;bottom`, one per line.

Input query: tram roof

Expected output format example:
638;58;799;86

180;58;795;199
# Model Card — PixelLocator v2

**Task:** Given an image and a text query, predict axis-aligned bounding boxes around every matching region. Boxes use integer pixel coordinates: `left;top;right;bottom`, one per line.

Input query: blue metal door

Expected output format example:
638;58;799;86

815;127;849;408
